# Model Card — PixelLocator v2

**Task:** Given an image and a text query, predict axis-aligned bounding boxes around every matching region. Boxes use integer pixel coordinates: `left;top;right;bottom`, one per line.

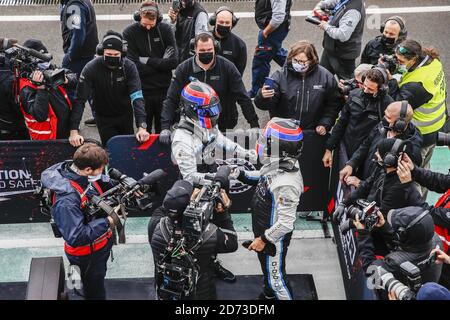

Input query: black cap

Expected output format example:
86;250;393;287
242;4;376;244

102;30;124;52
163;180;193;213
23;39;48;53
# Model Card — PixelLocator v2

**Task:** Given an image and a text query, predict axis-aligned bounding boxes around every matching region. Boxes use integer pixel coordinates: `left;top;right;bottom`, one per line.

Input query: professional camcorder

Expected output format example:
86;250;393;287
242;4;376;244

437;132;450;147
36;168;165;244
380;54;399;74
377;261;423;300
156;167;231;300
340;199;380;234
5;44;66;89
339;78;360;95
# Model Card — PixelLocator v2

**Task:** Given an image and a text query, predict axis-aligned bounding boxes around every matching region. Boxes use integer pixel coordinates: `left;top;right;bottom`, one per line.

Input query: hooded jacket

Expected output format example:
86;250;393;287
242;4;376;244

40;161;112;247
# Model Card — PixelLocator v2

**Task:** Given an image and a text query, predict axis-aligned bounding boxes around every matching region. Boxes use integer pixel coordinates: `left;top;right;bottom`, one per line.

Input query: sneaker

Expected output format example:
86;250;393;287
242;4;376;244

84;118;96;127
214;259;236;283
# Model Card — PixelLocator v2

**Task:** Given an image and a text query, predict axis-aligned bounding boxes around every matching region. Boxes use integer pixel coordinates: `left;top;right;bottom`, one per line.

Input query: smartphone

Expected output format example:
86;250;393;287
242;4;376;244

264;77;274;90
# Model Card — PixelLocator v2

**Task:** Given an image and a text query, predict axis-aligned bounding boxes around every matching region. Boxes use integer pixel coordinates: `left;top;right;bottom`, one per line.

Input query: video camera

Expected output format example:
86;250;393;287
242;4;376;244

156;167;231;300
5;44;66;89
379;54;399;74
340;199;380;234
377;261;423;300
437;132;450;147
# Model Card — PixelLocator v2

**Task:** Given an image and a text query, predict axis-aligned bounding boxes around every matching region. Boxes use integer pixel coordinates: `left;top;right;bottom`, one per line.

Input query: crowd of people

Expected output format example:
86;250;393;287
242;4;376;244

0;0;449;301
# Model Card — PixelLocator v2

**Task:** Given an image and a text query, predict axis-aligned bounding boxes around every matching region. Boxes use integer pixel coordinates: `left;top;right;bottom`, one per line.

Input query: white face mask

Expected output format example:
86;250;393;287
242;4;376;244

292;62;308;73
88;173;102;182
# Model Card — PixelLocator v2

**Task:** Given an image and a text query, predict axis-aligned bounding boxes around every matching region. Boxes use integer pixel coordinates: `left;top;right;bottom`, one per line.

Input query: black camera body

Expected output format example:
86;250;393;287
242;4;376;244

340;199;379;233
380;54;398;74
339;78;360;95
378;261;422;300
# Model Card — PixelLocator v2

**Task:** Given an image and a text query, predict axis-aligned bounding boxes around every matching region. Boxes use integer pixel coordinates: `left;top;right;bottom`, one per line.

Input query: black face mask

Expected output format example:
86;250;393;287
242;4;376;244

104;55;121;68
216;24;231;38
181;0;194;9
382;118;391;130
364;92;376;100
381;35;397;47
198;52;214;65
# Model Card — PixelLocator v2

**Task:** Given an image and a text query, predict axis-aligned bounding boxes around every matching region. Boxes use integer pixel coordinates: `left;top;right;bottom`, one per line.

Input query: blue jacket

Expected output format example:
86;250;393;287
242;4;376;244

41;161;110;247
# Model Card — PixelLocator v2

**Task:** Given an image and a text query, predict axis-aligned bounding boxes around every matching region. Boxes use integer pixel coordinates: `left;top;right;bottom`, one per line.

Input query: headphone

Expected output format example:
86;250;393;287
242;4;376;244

380;16;408;39
96;34;128;56
392;100;409;133
382;138;406;167
371;65;389;93
133;3;163;24
396;209;429;243
208;6;239;28
189;31;221;54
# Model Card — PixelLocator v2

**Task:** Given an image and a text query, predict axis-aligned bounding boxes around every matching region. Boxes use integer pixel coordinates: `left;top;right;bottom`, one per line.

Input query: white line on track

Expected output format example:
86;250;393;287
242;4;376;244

0;6;450;22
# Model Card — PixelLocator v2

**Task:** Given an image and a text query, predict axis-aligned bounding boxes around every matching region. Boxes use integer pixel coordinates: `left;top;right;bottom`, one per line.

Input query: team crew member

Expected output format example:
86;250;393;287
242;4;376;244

19;39;77;140
41;143;119;300
70;31;150;146
233;117;304;300
159;32;259;139
210;6;247;76
316;0;366;80
360;16;407;66
60;0;99;126
387;39;447;199
123;1;178;133
168;0;208;62
249;0;293;98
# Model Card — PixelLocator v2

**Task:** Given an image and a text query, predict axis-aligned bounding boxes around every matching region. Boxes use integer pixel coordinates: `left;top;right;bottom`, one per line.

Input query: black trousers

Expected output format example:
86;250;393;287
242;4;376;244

256;232;293;300
66;239;112;300
96;112;134;146
144;90;167;134
320;49;356;80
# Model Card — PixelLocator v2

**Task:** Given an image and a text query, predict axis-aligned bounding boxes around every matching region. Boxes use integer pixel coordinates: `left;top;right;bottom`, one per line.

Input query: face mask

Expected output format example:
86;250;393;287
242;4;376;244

198;52;214;65
364;92;376;100
292;62;308;73
181;0;193;9
382;118;391;130
103;55;121;68
88;173;102;182
216;24;231;38
381;35;396;47
397;64;409;74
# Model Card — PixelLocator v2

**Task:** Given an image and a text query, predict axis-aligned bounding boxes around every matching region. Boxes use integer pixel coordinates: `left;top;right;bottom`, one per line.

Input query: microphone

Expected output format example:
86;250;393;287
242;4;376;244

14;44;53;62
125;169;166;197
213;166;231;189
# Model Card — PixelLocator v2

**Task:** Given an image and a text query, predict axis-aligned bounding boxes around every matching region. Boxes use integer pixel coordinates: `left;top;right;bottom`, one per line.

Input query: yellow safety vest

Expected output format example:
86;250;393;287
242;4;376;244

400;58;447;135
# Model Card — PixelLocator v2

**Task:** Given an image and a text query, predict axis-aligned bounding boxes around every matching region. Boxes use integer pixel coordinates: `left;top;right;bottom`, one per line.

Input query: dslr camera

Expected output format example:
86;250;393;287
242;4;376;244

379;54;398;74
377;261;423;300
437;132;450;147
340;199;380;234
339;78;360;96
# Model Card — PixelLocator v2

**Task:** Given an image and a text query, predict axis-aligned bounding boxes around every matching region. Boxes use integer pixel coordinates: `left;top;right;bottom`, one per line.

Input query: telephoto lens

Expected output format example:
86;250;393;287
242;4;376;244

380;272;416;300
437;132;450;147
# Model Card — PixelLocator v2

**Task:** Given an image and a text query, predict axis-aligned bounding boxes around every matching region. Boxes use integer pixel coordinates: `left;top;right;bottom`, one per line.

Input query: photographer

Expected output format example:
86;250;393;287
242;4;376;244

361;16;407;66
234;118;304;300
19;39;78;140
40;143;118;300
357;206;442;299
340;101;423;182
123;1;178;134
254;41;341;135
71;31;150;146
316;0;366;79
148;178;238;300
0;37;29;140
159;32;259;138
385;39;447;200
335;139;423;225
323;67;393;167
168;0;208;62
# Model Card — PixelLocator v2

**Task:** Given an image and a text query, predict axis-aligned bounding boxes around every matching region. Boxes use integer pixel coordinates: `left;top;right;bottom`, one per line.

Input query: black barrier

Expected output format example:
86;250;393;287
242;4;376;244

329;143;377;300
0;131;331;222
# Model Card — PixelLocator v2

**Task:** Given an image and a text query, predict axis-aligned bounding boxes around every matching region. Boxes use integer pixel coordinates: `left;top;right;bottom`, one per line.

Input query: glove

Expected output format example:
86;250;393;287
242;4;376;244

159;129;172;145
333;203;346;224
163;46;175;59
139;57;149;65
214;165;231;190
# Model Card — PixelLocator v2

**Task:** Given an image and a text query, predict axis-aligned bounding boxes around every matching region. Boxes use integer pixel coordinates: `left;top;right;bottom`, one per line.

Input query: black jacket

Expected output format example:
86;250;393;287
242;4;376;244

254;64;341;131
326;88;393;157
214;31;247;76
343;166;423;216
60;0;98;60
149;206;238;300
360;35;396;66
73;57;146;130
413;167;450;194
175;1;207;62
347;121;423;180
123;22;178;94
161;55;259;131
19;72;78;139
254;0;292;30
